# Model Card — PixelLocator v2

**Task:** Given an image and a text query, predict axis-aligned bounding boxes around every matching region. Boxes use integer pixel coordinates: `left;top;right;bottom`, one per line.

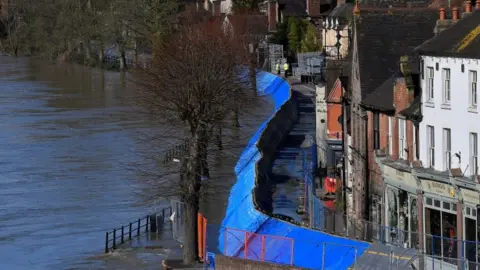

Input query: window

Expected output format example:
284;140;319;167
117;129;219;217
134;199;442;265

398;118;406;159
470;71;478;107
442;68;450;104
413;125;418;160
443;128;451;170
427;126;435;167
427;67;434;101
470;133;478;176
373;113;380;149
388;117;393;155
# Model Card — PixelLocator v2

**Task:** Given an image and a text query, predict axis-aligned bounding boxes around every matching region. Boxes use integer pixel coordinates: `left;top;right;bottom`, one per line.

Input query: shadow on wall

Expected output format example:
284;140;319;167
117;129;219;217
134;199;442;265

218;72;370;270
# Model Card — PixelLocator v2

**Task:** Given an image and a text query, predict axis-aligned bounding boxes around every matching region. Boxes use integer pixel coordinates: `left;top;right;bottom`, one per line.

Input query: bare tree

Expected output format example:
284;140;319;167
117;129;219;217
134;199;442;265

131;8;255;264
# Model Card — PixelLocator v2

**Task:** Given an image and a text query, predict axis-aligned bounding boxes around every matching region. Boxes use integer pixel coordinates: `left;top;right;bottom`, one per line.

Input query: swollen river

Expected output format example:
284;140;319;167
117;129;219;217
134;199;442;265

0;56;271;269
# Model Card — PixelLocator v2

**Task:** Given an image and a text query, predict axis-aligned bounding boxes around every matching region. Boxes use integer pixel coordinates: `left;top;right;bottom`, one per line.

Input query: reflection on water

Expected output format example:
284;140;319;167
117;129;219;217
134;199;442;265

0;56;272;269
0;57;161;270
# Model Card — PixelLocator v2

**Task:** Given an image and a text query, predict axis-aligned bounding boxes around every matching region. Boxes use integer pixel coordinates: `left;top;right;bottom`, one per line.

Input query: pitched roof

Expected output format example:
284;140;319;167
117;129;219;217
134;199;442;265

355;9;438;100
324;59;350;98
277;0;308;17
399;95;423;122
224;14;269;36
328;3;355;22
415;10;480;59
358;0;430;8
361;73;396;112
427;0;472;9
362;61;421;114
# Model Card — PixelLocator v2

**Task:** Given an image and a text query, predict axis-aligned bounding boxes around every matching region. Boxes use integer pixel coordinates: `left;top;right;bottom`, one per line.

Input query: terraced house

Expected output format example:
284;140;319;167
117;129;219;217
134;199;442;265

360;5;480;267
346;3;439;223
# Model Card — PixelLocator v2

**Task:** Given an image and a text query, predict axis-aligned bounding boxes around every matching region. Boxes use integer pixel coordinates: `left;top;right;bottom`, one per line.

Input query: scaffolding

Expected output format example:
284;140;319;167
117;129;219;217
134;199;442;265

264;43;284;72
294;52;324;77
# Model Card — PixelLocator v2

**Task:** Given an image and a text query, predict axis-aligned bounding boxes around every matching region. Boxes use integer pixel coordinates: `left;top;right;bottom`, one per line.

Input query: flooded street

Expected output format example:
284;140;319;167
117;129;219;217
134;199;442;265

0;56;272;269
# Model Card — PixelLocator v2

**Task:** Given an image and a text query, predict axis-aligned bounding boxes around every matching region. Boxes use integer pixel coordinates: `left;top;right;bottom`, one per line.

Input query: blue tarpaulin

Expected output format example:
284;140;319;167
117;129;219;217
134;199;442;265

218;72;370;269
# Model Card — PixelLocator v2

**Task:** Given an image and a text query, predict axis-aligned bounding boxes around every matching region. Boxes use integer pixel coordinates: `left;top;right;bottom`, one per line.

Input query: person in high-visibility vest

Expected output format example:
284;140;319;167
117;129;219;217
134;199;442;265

283;62;289;77
275;62;280;75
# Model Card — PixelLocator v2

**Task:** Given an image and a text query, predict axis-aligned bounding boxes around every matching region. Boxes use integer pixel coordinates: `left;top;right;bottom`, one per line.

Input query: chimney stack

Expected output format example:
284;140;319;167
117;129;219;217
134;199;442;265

268;0;278;32
307;0;321;17
452;7;459;20
212;0;221;16
466;0;472;12
439;8;446;20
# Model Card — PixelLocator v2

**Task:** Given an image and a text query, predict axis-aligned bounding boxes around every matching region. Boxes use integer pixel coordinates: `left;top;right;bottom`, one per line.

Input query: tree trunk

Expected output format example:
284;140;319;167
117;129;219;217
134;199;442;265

98;43;104;64
182;128;207;264
232;106;240;127
118;42;127;70
215;124;223;150
183;192;199;265
249;55;257;94
83;40;91;65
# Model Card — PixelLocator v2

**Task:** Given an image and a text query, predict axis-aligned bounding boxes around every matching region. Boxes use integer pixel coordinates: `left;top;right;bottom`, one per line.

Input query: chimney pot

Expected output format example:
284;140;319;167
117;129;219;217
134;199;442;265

466;1;472;12
439;8;446;20
452;7;459;20
476;0;480;10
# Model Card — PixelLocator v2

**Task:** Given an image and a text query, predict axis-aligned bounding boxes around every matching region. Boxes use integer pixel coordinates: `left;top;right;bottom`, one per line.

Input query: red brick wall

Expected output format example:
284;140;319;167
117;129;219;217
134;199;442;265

327;103;342;139
365;75;418;201
306;0;322;17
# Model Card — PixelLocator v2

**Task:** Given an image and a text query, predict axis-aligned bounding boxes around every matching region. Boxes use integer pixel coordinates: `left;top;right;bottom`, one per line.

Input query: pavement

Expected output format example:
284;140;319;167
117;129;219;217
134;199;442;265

270;79;317;223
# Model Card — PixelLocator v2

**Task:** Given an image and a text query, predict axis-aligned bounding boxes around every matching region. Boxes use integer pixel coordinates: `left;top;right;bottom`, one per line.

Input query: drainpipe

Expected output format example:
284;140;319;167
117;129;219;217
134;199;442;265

341;91;347;214
364;113;370;225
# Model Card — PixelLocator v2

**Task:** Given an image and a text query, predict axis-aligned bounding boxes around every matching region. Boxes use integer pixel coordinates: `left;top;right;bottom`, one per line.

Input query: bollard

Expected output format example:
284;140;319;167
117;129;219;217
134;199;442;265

150;214;157;232
129;222;132;240
137;218;141;236
105;232;109;253
121;226;124;244
113;229;116;249
146;215;149;233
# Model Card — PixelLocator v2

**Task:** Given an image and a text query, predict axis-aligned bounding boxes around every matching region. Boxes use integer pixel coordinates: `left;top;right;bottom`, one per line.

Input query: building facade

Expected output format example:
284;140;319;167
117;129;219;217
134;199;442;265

347;6;438;221
360;8;480;267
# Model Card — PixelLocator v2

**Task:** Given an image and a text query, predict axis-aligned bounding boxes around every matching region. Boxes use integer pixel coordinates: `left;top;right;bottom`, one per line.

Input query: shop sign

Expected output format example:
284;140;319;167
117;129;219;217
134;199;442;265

460;188;479;205
421;180;455;198
383;165;417;188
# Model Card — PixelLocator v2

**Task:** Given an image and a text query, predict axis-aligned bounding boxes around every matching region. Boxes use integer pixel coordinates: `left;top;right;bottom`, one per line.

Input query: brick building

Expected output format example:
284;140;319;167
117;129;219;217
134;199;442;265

346;6;438;221
361;56;422;228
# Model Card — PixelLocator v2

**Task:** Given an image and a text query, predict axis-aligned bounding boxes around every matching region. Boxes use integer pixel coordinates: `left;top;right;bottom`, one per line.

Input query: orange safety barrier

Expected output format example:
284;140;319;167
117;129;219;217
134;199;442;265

224;227;294;265
197;213;207;262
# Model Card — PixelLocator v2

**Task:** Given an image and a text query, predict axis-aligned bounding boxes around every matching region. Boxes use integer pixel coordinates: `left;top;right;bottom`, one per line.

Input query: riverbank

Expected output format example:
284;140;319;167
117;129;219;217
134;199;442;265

0;56;273;269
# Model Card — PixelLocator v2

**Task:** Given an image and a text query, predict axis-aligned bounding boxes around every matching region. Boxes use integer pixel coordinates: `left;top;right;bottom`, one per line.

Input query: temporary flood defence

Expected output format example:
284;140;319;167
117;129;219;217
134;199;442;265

218;72;370;269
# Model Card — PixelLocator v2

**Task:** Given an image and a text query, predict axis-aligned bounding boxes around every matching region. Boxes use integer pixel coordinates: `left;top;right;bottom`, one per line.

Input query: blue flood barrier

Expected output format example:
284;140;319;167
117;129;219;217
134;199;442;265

219;71;370;269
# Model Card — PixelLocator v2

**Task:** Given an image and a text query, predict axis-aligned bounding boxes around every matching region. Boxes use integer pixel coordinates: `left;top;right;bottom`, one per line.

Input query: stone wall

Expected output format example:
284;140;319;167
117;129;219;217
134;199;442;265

215;255;307;270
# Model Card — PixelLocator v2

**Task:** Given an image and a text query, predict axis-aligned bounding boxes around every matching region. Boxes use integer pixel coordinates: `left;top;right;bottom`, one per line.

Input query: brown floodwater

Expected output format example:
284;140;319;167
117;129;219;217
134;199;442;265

0;56;272;269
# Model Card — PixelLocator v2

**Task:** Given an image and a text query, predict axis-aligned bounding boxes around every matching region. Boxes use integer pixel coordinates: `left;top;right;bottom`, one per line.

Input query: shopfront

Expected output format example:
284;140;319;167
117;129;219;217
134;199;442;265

421;179;457;258
460;188;479;264
383;165;419;248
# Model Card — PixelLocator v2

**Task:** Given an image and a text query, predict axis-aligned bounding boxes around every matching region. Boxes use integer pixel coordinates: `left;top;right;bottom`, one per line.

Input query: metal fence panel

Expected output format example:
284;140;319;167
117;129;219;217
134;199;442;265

170;200;185;244
223;227;294;266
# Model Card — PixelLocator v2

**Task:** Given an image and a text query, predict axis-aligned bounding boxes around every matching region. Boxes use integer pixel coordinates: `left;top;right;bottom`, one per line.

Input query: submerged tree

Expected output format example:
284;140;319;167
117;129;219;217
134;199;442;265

132;8;254;264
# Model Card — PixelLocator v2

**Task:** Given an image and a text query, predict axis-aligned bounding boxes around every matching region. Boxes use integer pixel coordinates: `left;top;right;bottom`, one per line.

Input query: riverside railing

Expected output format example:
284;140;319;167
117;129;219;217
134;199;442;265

104;206;172;253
